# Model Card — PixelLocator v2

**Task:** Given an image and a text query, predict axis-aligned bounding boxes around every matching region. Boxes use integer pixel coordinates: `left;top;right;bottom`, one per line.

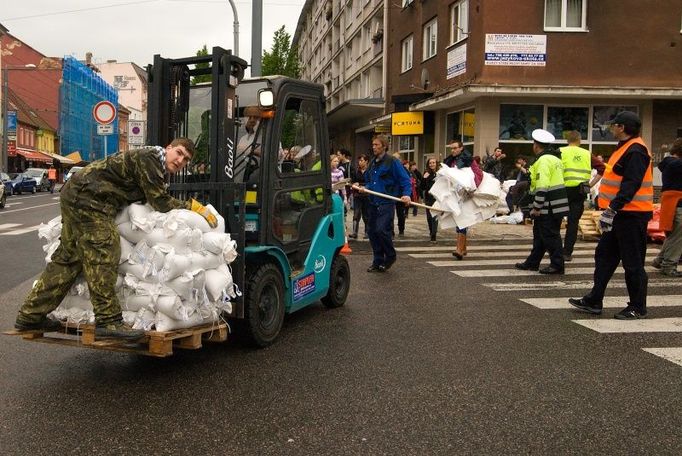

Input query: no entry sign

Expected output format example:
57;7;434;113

93;100;117;125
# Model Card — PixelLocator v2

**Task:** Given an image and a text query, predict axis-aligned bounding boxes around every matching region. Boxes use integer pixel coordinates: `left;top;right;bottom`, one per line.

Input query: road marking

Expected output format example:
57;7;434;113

451;266;661;277
0;223;22;230
397;245;536;252
642;348;682;367
0;224;41;235
409;248;599;259
484;278;681;291
0;202;59;214
520;296;682;309
428;256;658;267
3;202;24;207
573;317;682;333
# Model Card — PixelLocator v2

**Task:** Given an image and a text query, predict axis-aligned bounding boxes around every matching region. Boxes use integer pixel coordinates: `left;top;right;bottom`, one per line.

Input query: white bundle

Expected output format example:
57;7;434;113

43;202;237;333
37;216;62;242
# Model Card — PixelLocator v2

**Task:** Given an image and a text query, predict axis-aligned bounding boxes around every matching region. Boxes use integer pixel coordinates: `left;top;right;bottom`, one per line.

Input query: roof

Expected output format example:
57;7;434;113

7;88;54;132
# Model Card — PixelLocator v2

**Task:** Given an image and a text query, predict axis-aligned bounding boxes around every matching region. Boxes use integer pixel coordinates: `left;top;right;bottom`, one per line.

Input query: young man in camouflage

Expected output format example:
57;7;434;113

14;138;217;339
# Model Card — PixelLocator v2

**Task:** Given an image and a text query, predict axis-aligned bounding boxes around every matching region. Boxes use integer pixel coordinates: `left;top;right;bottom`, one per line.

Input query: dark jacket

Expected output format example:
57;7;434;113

420;169;437;205
364;153;412;205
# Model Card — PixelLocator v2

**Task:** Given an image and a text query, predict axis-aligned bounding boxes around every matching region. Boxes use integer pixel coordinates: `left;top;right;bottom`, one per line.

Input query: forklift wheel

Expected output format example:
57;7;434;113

321;254;350;308
244;262;285;347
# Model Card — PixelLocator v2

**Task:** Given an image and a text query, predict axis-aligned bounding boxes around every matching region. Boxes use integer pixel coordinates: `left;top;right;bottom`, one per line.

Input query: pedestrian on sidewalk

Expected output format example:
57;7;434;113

360;135;412;272
47;166;57;193
421;157;439;242
14;138;218;339
515;129;568;275
349;153;370;239
410;161;422;216
569;111;654;319
652;137;682;277
560;130;605;261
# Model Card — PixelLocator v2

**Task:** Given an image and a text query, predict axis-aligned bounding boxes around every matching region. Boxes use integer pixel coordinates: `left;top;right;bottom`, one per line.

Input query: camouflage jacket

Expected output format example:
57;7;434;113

61;148;190;217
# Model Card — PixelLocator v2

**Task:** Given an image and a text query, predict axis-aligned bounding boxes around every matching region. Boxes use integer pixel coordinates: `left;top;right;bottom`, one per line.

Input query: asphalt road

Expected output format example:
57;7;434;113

1;198;681;455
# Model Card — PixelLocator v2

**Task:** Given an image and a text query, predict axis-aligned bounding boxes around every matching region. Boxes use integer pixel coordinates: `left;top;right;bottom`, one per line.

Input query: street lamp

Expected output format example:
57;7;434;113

1;63;36;172
226;0;240;56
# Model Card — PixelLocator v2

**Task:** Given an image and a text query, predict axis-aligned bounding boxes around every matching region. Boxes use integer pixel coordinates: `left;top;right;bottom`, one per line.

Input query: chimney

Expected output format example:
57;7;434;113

86;52;93;65
107;59;117;63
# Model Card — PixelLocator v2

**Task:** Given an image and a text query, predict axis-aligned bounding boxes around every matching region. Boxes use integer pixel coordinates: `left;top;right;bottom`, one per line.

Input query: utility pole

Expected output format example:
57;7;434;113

251;0;263;76
227;0;239;56
1;67;8;172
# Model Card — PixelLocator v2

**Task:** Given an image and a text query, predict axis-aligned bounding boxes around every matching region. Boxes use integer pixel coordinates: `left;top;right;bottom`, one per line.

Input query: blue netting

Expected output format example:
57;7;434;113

59;56;119;161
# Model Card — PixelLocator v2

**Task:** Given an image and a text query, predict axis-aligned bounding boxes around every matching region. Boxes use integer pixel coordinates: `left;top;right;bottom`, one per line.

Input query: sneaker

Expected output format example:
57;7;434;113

95;322;145;340
367;264;384;273
614;306;647;320
568;297;603;315
514;262;538;271
652;258;662;269
660;269;682;277
14;319;63;332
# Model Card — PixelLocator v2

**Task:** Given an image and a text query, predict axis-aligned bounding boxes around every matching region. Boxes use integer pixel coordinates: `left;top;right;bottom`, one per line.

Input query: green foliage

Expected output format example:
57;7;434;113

191;45;211;85
262;26;301;78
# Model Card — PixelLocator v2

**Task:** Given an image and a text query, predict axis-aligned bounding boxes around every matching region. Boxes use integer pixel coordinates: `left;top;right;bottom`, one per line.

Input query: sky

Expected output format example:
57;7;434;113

1;0;307;73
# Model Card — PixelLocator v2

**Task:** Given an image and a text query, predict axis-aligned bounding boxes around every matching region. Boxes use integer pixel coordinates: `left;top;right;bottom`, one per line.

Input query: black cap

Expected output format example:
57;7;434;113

607;111;641;130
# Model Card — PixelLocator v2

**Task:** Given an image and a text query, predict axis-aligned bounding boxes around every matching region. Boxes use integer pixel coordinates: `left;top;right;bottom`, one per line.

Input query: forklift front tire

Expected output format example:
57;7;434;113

244;262;285;347
321;254;350;308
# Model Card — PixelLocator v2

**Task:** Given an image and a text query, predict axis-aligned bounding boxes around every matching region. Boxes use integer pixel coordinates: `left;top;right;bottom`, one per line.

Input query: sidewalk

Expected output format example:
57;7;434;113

346;208;535;245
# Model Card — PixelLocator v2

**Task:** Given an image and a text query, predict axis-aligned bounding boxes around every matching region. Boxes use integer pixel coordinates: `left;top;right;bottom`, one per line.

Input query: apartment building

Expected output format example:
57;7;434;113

387;0;682;170
294;0;385;154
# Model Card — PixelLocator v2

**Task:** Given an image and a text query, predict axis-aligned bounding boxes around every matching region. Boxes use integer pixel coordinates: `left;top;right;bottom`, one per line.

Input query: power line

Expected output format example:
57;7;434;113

0;0;162;22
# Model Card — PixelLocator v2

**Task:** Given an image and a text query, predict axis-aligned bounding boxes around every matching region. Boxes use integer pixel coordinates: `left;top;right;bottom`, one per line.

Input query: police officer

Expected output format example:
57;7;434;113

360;135;412;272
515;129;569;274
560;130;593;261
569;111;653;320
15;138;217;339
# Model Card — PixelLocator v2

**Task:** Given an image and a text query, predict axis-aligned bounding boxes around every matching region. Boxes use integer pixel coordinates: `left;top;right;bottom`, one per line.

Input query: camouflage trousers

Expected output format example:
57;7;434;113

17;201;122;326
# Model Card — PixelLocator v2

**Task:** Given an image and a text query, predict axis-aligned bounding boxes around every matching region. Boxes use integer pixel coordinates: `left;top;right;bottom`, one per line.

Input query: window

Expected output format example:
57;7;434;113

398;136;416;164
592;105;638;143
446;108;475;151
499;104;544;141
545;0;587;31
423;18;438;60
450;0;469;45
547;106;588;141
401;35;413;72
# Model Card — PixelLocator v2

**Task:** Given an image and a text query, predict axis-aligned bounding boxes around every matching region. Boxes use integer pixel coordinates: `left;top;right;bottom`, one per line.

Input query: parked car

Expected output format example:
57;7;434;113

8;173;37;195
24;167;50;192
64;166;84;182
0;178;5;209
1;172;12;196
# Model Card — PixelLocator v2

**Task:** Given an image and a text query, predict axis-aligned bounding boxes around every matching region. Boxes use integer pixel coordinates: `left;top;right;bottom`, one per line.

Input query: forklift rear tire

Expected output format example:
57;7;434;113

321;254;350;308
244;262;285;347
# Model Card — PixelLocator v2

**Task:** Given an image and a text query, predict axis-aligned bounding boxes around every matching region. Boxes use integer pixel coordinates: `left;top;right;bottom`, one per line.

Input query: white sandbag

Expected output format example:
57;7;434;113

129;241;166;278
115;274;124;290
164;273;195;301
122;310;137;327
155;295;191;321
132;308;156;331
44;239;60;264
161;251;192;281
190;251;224;271
155;309;216;332
119;236;134;264
117;222;147;244
121;294;153;312
37;216;62;242
205;265;234;302
128;203;156;232
202;232;238;262
49;307;94;325
143;227;202;254
119;261;153;281
114;207;130;225
59;293;93;311
164;209;211;233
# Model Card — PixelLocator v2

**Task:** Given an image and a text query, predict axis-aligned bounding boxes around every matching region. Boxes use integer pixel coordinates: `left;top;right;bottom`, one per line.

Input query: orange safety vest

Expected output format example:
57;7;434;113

598;137;653;212
48;168;57;180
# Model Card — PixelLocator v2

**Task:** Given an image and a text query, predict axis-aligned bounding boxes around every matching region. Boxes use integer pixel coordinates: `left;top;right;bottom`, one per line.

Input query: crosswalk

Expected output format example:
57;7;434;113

397;241;682;368
0;222;41;236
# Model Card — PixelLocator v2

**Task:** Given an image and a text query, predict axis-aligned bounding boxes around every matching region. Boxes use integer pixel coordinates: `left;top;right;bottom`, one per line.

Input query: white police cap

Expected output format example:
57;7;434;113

531;129;555;144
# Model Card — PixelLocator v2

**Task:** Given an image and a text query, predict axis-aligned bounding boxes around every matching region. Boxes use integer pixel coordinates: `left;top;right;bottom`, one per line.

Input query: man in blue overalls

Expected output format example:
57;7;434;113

360;135;412;272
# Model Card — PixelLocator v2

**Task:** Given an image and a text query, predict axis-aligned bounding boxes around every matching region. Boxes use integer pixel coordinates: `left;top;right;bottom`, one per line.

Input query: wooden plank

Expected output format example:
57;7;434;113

175;333;203;350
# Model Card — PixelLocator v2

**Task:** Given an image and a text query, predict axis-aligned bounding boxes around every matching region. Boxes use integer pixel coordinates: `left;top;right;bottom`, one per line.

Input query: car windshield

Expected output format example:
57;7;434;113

25;169;43;177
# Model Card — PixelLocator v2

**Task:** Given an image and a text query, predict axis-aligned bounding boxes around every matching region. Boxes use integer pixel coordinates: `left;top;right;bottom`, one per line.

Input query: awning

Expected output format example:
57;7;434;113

327;98;384;129
41;151;76;165
65;151;85;164
16;149;52;163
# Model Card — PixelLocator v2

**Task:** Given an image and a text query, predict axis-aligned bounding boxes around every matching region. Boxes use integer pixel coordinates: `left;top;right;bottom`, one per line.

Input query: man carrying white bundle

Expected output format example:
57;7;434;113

15;138;218;339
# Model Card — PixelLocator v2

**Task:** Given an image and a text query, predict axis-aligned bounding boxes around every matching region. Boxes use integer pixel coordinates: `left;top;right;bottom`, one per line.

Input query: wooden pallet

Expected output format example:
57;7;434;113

579;210;602;240
3;322;229;357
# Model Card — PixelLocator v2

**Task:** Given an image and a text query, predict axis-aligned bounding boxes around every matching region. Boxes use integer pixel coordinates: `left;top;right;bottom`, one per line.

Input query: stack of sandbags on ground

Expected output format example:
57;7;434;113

45;202;239;331
428;166;503;229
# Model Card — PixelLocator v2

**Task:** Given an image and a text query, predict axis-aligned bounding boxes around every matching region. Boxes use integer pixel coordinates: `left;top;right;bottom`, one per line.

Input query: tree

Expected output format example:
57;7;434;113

262;26;301;78
191;45;211;85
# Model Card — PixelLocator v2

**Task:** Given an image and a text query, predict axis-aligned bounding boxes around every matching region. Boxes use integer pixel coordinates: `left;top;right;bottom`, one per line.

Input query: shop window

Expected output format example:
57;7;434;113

547;106;588;141
592;105;638;142
398;136;416;164
545;0;587;31
445;108;475;153
499;104;543;141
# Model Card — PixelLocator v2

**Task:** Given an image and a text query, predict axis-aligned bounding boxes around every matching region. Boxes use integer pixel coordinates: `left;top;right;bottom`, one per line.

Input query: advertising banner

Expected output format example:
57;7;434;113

485;34;546;66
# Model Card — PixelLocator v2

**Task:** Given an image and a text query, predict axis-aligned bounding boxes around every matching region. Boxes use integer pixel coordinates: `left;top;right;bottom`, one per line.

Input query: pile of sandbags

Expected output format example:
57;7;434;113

428;166;504;229
40;203;239;332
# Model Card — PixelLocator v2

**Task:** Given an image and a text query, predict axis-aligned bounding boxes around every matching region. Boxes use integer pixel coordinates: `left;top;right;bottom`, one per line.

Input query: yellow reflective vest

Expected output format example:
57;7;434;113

560;145;592;188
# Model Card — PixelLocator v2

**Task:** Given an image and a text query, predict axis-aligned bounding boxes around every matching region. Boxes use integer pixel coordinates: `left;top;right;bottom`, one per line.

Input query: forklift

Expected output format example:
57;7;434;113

146;46;351;347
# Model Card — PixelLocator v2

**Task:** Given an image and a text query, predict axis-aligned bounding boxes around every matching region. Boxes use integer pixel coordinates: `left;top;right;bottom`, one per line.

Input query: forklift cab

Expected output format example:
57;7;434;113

146;47;349;347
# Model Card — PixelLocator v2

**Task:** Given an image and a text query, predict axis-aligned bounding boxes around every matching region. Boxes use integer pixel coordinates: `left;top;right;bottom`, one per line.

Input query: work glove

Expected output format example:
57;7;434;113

599;207;616;233
190;199;218;228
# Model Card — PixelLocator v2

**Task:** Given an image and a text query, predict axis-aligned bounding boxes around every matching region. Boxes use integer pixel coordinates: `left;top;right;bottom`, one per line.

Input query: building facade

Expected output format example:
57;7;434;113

387;0;682;173
294;0;386;155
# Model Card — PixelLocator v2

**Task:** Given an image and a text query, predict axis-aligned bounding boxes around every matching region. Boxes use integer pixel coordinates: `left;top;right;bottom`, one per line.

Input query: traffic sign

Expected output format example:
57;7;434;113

97;124;114;135
128;120;146;145
93;100;117;125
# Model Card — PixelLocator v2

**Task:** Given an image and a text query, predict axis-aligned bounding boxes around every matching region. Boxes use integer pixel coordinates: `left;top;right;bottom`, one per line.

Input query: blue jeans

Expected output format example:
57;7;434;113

368;203;396;267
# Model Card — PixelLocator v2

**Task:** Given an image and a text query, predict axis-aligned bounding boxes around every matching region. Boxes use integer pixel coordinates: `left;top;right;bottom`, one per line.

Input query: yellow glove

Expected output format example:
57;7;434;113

190;199;218;228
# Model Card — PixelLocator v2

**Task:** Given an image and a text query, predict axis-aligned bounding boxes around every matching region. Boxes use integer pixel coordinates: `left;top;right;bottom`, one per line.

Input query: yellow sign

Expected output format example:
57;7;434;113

391;112;424;136
374;125;391;133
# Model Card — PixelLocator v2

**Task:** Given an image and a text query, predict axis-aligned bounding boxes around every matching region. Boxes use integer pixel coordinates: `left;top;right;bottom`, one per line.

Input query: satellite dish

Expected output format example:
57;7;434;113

420;68;430;90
